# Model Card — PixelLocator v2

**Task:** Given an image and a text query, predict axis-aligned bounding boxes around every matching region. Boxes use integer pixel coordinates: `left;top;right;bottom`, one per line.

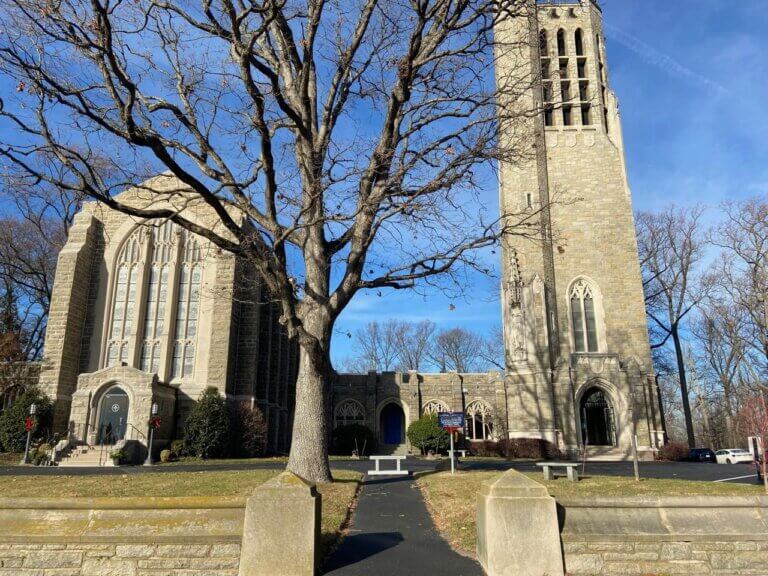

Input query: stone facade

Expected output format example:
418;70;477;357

330;0;664;459
36;174;297;457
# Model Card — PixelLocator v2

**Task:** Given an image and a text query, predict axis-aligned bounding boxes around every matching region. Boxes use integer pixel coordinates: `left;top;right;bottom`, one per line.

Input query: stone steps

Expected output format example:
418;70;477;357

57;445;115;467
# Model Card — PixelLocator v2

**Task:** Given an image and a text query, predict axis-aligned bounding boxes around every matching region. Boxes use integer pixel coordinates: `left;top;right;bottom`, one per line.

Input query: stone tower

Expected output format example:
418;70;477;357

495;0;664;457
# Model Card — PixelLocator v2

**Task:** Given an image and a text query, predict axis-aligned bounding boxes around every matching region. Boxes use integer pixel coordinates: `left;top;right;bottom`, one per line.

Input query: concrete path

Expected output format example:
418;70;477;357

323;474;482;576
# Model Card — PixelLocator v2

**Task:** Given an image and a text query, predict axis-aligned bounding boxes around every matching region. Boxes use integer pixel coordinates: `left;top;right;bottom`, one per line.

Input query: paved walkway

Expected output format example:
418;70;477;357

323;474;482;576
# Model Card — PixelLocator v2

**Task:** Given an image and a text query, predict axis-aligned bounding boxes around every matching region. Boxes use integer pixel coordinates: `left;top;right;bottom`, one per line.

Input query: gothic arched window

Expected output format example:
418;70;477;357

569;279;600;353
557;29;566;57
334;400;365;428
575;29;584;56
171;231;203;379
140;221;176;374
539;30;548;55
466;401;493;441
422;400;449;417
107;231;143;367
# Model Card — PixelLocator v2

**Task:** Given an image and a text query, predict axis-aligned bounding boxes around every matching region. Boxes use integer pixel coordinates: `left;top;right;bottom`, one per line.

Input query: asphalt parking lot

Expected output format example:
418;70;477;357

0;457;762;485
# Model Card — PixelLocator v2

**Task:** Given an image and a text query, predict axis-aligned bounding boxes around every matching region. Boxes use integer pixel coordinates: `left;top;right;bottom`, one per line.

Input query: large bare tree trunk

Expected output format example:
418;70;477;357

672;325;696;448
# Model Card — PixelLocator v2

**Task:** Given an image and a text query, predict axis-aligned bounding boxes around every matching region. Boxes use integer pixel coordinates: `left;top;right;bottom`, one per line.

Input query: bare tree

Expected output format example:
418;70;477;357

479;324;504;370
711;198;768;390
0;180;81;359
0;0;541;481
430;327;483;372
345;320;401;372
393;319;435;371
637;206;707;448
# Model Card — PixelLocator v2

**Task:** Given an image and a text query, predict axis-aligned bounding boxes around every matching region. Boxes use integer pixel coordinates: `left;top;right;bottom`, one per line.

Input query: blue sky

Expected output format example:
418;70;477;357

330;0;768;364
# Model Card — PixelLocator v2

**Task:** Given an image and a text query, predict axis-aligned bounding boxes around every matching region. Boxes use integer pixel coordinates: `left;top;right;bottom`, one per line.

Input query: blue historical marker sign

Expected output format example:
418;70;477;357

438;412;465;430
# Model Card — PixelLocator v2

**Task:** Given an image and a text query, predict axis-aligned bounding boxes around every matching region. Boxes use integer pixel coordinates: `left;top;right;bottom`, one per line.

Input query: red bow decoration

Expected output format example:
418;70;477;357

149;416;162;430
24;417;35;432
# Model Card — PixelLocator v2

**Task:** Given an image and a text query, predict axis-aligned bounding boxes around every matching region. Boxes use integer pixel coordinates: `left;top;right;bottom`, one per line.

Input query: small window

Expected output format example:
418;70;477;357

575;29;584;56
541;59;551;80
543;81;553;103
581;104;592;126
561;81;571;103
559;58;569;79
539;30;548;55
544;105;554;127
579;81;589;102
557;29;566;57
577;59;587;78
562;105;573;126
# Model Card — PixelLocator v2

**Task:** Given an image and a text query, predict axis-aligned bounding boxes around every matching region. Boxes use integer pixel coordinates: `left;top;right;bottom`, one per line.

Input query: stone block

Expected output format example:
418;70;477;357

238;471;321;576
476;469;564;576
82;557;137;576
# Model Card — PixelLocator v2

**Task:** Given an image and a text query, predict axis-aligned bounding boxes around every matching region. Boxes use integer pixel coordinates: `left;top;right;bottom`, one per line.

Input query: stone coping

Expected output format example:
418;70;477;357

0;496;246;510
558;495;768;508
561;533;768;543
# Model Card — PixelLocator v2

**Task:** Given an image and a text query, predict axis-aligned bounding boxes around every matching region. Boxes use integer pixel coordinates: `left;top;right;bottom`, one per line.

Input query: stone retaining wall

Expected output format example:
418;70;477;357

0;497;245;575
559;496;768;575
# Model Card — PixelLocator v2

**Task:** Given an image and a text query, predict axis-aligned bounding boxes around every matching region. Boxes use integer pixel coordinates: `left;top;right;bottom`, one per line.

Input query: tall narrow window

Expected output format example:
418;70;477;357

557;29;566;57
569;279;600;353
107;231;143;367
140;221;175;373
171;231;203;379
562;105;573;126
539;30;548;56
575;29;584;56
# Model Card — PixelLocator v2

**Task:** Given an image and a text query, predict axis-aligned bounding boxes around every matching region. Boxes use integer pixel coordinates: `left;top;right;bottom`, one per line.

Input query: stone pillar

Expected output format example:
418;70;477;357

238;471;321;576
476;469;564;576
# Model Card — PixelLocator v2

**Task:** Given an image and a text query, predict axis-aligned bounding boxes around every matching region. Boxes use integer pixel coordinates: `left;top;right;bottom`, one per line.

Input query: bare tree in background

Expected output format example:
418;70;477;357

637;206;707;448
345;320;401;373
430;327;484;372
0;180;82;359
0;0;542;481
394;320;435;371
711;198;768;390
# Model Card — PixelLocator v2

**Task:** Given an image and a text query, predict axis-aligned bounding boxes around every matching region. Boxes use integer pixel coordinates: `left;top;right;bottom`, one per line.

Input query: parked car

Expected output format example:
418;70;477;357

715;449;754;465
688;448;716;463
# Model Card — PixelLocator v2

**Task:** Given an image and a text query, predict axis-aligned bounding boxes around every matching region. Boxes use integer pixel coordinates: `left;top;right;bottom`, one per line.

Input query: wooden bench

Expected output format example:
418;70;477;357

368;455;409;476
537;462;580;482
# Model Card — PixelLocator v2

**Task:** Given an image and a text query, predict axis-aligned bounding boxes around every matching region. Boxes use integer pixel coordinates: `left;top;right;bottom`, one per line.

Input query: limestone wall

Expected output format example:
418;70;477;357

560;495;768;575
0;497;244;575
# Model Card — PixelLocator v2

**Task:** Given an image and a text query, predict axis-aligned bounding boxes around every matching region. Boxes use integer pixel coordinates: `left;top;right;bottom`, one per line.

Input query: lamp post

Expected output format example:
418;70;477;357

20;403;37;465
144;402;158;466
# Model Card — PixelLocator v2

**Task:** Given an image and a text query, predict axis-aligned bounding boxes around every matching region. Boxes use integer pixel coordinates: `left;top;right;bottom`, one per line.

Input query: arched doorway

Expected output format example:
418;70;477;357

379;403;405;446
97;386;129;444
580;387;616;447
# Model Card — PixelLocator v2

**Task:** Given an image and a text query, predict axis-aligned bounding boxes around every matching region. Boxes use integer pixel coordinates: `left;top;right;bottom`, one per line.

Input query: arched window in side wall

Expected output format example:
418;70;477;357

575;29;584;56
422;400;449;417
466;401;493;441
334;400;365;428
140;221;176;374
106;231;143;367
569;279;600;353
171;231;203;379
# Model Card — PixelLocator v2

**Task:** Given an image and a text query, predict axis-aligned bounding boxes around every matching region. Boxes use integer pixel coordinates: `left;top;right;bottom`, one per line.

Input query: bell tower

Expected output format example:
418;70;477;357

494;0;665;457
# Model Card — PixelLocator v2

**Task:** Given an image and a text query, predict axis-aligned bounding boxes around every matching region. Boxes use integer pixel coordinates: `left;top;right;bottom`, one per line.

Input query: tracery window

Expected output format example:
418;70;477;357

422;400;449;417
334;400;365;428
171;231;203;379
569;279;600;353
466;401;493;441
140;221;176;373
107;231;143;367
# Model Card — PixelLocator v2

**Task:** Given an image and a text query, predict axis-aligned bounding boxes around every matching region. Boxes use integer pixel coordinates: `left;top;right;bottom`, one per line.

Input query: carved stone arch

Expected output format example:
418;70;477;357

576;379;621;448
334;399;366;428
466;399;494;441
566;276;607;354
422;399;449;417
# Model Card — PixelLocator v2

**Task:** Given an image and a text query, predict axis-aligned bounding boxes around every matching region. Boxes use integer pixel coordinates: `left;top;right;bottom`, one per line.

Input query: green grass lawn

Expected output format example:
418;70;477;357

417;470;766;556
0;468;361;560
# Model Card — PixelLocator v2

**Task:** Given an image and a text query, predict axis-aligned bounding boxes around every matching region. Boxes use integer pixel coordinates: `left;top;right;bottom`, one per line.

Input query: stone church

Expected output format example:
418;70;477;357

5;0;664;461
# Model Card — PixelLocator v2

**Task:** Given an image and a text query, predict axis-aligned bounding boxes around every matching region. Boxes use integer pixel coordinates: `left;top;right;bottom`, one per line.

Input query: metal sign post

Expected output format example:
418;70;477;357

438;412;465;475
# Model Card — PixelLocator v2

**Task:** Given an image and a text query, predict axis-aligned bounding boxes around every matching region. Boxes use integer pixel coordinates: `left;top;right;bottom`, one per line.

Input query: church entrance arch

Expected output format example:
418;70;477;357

580;387;616;447
96;386;129;444
379;402;405;446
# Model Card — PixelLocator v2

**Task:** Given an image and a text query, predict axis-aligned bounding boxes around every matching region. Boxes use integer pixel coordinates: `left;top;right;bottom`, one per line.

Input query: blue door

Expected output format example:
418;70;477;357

380;404;404;444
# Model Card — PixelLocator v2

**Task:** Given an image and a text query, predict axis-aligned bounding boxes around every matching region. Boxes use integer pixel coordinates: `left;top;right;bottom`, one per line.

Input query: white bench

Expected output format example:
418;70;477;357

448;450;467;459
368;455;409;476
537;462;580;482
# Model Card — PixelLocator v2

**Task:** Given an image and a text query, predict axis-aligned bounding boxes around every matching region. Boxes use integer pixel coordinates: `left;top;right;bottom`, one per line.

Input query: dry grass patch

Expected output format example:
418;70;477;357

0;453;21;466
417;470;766;556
